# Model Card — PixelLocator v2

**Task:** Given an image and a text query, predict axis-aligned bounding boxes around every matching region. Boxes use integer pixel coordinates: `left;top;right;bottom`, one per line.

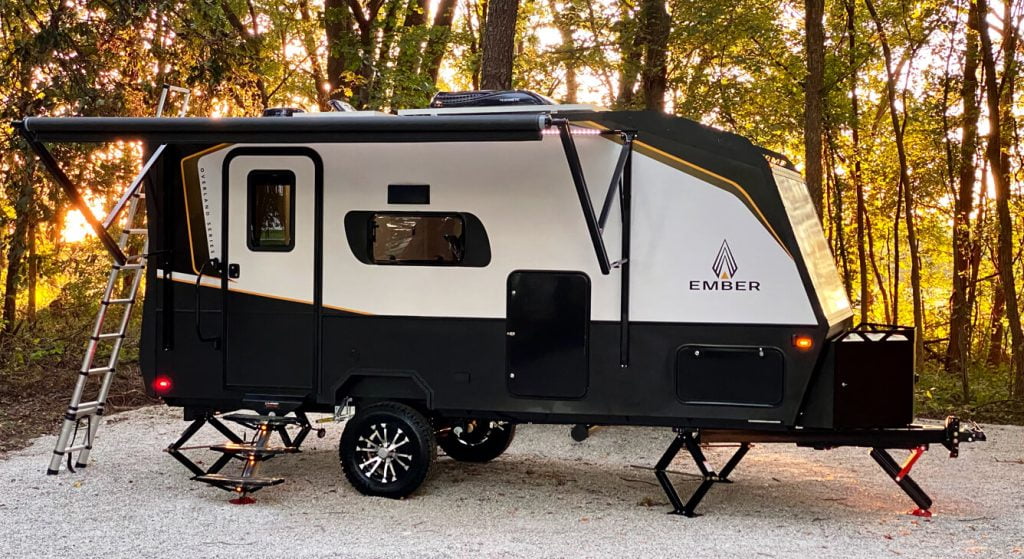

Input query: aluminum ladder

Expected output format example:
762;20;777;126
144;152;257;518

47;86;191;474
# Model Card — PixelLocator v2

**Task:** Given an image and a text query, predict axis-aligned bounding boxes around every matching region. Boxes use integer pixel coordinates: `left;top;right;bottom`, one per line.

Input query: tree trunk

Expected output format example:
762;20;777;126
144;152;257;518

987;284;1006;366
2;173;34;333
422;0;459;83
638;0;669;111
27;219;37;322
615;17;643;108
325;0;353;99
865;210;892;324
847;0;870;323
804;0;826;217
866;0;925;361
549;0;578;103
947;2;981;388
479;0;519;89
976;0;1024;397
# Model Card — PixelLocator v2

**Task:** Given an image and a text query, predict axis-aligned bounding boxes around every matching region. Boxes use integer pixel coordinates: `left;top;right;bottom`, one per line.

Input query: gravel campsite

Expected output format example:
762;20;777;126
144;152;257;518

0;406;1021;558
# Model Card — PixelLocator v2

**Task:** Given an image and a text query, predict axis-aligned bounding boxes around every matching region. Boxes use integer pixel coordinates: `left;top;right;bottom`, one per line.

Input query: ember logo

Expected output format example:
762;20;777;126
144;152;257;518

712;240;739;279
689;239;761;292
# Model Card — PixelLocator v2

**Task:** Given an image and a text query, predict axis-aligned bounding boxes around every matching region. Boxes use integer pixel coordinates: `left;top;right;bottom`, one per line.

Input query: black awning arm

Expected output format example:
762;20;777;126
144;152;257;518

16;123;126;265
597;131;635;232
552;118;612;275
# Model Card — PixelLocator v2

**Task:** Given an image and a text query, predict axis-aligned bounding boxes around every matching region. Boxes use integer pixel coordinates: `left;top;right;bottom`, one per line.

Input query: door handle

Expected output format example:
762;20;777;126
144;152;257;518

195;258;222;350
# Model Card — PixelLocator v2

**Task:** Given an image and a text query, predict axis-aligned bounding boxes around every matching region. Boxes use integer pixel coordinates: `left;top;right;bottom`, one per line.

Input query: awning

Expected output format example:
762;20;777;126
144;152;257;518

13;114;546;143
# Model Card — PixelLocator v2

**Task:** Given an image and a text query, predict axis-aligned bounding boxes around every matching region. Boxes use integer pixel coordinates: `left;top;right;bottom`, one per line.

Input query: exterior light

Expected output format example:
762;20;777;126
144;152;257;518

793;335;814;351
153;376;172;394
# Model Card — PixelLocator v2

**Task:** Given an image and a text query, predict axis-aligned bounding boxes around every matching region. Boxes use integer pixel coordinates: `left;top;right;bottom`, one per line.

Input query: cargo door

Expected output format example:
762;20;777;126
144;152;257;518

506;271;590;399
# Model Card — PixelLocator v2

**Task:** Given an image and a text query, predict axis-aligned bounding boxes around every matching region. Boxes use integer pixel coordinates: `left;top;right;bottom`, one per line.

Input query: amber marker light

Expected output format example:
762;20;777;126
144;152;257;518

153;376;173;394
793;335;814;351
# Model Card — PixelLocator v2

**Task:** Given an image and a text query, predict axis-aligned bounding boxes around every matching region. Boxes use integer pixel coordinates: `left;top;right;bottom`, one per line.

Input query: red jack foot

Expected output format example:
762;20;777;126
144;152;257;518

909;508;932;518
229;496;256;505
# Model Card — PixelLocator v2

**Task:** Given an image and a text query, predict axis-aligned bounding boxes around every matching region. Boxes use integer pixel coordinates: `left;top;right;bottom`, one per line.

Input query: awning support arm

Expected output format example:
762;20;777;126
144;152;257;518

102;144;166;229
552;118;611;275
598;132;635;232
17;129;127;265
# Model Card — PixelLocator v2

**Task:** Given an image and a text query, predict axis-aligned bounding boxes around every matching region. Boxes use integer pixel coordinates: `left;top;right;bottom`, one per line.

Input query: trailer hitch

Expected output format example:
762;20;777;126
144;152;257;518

942;415;986;458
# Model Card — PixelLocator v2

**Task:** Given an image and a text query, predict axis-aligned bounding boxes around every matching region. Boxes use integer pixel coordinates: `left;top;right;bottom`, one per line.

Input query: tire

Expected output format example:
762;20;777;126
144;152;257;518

339;401;436;499
437;419;516;463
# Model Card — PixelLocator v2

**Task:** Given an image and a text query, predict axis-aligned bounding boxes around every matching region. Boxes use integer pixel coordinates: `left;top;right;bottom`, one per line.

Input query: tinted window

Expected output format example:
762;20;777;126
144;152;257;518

248;170;295;251
371;213;465;264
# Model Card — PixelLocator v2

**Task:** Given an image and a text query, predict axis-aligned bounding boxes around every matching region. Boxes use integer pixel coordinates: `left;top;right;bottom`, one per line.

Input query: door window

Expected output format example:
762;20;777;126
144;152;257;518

247;170;295;251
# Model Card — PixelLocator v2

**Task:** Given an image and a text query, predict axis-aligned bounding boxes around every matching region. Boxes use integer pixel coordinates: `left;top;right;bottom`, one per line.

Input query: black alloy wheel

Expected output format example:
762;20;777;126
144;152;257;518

437;419;516;463
339;401;436;499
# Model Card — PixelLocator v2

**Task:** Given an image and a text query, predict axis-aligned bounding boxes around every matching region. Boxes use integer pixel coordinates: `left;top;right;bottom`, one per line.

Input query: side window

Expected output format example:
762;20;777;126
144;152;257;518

247;170;295;251
371;213;465;264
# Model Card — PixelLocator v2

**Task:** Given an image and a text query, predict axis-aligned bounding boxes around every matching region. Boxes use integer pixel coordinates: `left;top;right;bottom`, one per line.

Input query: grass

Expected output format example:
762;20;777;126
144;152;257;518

916;361;1024;425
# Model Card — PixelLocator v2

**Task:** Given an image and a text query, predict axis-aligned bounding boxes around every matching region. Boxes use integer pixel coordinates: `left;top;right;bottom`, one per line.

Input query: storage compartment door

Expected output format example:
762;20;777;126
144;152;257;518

506;271;590;399
676;345;785;406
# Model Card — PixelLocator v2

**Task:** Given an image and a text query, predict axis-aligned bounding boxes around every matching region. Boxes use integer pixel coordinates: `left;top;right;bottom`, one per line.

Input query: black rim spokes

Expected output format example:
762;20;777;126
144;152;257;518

356;422;413;483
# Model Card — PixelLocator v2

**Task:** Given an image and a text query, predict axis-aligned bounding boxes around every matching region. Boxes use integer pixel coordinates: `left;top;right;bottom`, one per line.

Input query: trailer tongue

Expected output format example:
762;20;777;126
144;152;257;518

14;94;987;516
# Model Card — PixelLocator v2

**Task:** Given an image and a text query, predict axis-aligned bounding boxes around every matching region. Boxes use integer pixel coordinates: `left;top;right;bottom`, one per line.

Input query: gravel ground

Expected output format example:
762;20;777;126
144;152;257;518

0;406;1021;558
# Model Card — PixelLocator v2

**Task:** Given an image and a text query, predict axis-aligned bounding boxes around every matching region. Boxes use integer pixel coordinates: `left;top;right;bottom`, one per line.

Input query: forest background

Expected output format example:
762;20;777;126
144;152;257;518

1;0;1022;446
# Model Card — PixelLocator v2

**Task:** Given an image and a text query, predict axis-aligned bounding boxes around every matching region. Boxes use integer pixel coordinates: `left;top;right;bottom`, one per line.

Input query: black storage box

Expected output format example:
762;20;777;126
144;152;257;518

833;325;915;429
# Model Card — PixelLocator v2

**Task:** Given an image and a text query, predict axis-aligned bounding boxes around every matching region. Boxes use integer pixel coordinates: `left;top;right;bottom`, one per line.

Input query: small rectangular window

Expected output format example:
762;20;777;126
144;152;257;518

370;213;465;264
248;170;295;251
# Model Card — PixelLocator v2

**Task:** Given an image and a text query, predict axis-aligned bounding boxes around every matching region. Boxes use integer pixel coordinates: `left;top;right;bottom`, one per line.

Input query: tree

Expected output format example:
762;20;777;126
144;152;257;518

480;0;521;89
865;0;925;360
804;0;826;216
975;0;1024;398
947;0;981;390
638;0;670;110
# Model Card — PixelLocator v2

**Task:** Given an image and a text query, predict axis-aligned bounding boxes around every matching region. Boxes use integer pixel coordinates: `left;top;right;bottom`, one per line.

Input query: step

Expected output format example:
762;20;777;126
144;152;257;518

66;401;101;419
221;413;304;428
92;332;125;341
103;298;136;305
123;228;147;236
113;262;145;271
82;366;113;376
193;474;284;491
209;443;299;456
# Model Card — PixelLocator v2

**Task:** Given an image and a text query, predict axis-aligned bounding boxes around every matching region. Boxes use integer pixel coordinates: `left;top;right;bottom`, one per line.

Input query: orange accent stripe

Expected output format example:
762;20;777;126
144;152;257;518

180;143;232;275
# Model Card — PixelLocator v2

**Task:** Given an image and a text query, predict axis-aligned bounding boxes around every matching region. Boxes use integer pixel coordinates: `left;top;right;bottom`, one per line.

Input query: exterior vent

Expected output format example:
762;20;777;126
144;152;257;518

429;90;552;108
262;107;305;117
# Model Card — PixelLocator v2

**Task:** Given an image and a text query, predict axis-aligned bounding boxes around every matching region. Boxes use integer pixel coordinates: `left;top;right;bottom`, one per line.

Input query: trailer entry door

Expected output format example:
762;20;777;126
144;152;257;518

224;153;318;392
506;271;590;399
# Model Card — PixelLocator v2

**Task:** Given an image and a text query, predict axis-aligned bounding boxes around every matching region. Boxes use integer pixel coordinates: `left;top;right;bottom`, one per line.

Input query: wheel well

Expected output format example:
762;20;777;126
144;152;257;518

334;372;432;411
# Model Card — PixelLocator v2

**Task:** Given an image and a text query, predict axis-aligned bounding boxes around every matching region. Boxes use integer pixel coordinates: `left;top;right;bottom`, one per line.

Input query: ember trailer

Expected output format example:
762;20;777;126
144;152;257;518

15;93;984;516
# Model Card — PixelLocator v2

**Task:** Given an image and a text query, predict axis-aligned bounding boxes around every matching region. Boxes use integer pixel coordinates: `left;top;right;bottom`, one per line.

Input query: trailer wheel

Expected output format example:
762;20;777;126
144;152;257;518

339;402;436;499
437;420;516;463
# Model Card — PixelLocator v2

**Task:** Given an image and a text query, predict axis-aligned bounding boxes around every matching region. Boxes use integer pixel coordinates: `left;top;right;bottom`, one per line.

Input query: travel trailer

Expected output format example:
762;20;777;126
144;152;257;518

15;89;984;515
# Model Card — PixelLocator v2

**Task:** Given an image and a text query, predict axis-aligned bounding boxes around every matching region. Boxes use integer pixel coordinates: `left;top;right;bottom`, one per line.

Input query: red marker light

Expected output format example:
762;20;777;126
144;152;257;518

793;335;814;351
154;376;173;394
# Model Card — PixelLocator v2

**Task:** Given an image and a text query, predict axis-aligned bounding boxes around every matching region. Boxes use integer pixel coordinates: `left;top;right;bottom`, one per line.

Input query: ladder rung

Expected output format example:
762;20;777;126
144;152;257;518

124;228;147;235
64;444;91;453
93;332;124;341
103;298;135;305
113;262;145;271
67;401;101;419
83;366;113;376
